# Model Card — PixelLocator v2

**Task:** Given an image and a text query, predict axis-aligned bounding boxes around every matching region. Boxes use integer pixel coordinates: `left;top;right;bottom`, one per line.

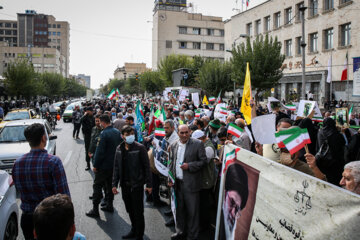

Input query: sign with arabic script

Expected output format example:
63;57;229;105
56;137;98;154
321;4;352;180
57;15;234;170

216;144;360;240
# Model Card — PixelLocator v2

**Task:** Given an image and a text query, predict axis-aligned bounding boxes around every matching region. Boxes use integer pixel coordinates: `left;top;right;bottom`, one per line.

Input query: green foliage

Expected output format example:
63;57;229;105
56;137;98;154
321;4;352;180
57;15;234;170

3;59;38;99
124;77;141;95
63;78;87;97
139;71;163;94
108;78;124;92
158;54;193;86
39;72;65;97
231;34;285;98
198;60;232;97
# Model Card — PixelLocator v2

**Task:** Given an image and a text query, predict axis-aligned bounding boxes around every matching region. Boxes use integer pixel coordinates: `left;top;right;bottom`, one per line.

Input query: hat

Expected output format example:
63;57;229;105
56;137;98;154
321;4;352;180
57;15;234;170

209;119;221;129
86;107;93;112
192;130;205;139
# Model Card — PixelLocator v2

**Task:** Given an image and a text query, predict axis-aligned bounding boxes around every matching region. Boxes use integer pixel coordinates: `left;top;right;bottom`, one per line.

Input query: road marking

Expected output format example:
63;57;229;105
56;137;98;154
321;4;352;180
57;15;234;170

64;150;73;166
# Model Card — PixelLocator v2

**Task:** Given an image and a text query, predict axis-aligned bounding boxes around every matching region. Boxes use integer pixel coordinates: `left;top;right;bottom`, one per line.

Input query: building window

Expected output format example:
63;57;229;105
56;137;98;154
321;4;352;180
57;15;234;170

309;0;318;16
324;28;333;50
207;29;214;36
5;23;11;28
5;30;11;35
57;32;61;36
166;40;172;48
52;32;56;36
52;24;56;28
179;26;187;34
206;43;214;50
13;30;17;35
13;23;17;28
324;0;334;10
309;32;318;52
274;12;281;29
246;23;252;36
192;28;201;35
220;30;225;36
0;30;3;35
340;23;351;46
192;42;201;49
255;20;261;35
285;7;292;24
296;2;304;22
219;44;225;51
296;37;302;55
57;24;61;28
285;39;292;57
264;16;271;32
179;41;187;49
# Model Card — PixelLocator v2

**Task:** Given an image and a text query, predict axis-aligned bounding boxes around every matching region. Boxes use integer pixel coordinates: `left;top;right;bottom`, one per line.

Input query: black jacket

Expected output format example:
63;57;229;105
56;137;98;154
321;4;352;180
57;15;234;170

81;114;95;136
112;141;152;189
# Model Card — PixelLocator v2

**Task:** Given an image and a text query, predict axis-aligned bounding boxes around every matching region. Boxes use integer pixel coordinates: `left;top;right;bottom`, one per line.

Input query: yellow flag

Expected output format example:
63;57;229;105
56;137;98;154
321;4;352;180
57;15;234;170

241;62;252;124
202;95;209;105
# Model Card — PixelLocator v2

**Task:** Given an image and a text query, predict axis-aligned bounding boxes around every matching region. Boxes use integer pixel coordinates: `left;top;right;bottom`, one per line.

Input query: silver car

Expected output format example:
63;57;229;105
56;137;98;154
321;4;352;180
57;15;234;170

0;170;18;240
0;119;57;173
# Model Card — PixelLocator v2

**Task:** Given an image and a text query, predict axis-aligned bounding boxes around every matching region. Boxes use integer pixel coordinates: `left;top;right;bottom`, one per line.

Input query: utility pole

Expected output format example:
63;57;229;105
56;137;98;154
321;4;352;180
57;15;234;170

346;52;349;102
299;6;307;100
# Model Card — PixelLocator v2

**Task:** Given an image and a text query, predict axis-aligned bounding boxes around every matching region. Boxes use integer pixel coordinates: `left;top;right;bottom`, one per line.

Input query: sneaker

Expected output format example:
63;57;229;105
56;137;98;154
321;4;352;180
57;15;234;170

85;209;99;218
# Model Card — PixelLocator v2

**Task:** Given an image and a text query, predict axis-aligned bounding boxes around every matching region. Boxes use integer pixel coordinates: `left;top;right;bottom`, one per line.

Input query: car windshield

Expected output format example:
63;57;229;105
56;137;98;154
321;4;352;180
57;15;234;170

4;111;30;121
65;105;75;111
54;102;63;107
0;125;27;142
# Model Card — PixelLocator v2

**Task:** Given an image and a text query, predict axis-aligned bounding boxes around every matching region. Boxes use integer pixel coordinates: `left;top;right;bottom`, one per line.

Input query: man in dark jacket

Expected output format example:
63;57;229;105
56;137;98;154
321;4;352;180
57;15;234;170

88;114;102;163
72;105;82;139
86;114;121;218
81;107;95;170
112;125;152;240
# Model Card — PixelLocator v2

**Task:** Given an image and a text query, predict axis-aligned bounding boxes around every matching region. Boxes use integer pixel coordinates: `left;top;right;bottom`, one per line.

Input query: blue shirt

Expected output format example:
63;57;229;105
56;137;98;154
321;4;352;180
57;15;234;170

12;149;70;212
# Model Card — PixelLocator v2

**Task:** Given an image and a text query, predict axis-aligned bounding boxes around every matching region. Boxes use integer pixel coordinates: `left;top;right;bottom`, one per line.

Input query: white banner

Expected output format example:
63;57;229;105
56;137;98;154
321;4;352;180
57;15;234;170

252;114;276;144
216;144;360;240
192;92;200;107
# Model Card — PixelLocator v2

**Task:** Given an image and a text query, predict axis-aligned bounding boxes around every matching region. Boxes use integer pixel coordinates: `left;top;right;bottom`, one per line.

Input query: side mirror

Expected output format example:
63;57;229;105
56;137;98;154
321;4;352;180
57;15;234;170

49;135;57;140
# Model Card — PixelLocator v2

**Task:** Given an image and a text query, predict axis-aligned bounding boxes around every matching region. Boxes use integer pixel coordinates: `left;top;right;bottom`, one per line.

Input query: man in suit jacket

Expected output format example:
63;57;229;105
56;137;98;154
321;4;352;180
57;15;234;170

168;124;207;240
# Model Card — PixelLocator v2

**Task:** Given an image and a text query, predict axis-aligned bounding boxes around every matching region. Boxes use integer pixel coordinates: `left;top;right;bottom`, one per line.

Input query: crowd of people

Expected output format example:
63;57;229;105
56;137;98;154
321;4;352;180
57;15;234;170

9;94;360;240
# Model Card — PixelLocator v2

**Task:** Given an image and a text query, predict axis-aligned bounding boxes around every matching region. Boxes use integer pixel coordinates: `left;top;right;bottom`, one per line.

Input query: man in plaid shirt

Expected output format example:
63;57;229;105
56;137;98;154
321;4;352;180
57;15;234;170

12;123;70;240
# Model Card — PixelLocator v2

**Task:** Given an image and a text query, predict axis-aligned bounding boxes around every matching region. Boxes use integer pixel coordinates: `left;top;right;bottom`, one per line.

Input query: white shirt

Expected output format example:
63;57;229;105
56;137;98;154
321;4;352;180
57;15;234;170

176;142;186;180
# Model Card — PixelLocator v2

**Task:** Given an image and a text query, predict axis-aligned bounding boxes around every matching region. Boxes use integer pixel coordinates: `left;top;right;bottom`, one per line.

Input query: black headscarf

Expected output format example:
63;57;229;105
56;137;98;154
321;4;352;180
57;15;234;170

298;118;318;155
322;117;337;138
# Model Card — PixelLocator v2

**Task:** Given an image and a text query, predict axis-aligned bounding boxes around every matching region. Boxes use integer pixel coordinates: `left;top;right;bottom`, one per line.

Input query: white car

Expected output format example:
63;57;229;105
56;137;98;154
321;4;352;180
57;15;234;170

0;170;18;240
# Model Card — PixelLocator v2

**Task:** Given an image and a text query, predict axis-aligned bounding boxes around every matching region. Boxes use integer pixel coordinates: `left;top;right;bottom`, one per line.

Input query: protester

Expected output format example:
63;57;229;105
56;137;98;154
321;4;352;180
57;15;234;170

72;105;82;139
112;125;152;240
234;118;251;151
86;114;121;218
340;161;360;194
168;125;207;240
81;107;95;171
33;194;86;240
12;123;70;240
113;112;126;131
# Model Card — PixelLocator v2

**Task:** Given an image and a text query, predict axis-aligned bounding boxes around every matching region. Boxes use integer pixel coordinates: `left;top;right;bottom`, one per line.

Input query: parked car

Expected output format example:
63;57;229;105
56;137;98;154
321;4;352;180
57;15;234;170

0;119;57;173
0;170;18;240
0;109;39;129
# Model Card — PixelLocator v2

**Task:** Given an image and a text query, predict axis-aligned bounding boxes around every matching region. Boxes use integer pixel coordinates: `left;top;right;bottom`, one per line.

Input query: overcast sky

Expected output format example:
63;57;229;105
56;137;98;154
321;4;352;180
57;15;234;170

0;0;265;88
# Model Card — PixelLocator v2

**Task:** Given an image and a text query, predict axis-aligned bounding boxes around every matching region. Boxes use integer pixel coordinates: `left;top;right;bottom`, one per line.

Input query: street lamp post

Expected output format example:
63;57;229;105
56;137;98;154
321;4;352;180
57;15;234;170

299;6;307;100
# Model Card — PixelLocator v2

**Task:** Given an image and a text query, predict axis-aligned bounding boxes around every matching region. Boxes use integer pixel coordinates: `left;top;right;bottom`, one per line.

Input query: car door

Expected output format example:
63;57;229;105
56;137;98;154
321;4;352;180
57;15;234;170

45;121;56;155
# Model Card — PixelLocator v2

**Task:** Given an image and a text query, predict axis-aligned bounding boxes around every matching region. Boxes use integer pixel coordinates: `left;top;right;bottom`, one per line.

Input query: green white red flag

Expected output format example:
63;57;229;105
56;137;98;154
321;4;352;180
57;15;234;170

219;107;227;115
209;96;216;102
195;109;201;118
216;91;222;103
275;127;300;148
223;148;240;174
155;128;165;137
227;123;244;138
280;127;312;155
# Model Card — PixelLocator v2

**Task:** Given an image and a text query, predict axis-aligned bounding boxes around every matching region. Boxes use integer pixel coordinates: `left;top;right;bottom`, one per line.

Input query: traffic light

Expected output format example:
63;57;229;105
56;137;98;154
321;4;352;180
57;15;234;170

135;73;139;81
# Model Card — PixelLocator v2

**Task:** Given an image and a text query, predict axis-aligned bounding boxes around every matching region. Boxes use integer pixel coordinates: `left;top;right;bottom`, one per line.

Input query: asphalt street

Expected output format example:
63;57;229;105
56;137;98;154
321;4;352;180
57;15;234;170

16;120;175;240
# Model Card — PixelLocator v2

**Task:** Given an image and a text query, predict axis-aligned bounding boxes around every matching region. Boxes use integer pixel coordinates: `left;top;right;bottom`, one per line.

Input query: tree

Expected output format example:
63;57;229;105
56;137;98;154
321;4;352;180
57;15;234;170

3;59;38;99
108;78;125;93
39;72;65;97
231;34;285;99
139;71;164;94
198;60;233;97
124;77;141;95
158;54;193;86
63;78;87;97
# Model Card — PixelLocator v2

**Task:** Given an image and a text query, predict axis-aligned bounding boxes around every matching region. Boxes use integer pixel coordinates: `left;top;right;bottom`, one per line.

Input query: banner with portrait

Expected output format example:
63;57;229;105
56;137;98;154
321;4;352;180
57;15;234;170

216;144;360;240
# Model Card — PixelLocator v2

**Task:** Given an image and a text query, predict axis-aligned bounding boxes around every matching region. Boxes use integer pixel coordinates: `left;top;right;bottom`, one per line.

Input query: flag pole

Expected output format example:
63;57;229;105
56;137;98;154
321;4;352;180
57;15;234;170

330;50;333;102
346;52;349;102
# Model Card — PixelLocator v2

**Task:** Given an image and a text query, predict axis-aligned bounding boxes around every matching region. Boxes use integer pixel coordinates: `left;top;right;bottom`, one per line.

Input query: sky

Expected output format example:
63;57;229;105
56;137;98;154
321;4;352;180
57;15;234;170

0;0;265;89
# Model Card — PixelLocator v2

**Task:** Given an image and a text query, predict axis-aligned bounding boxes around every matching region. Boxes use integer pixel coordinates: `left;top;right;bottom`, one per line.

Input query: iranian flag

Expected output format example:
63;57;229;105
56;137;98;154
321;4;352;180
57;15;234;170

216;91;222;103
223;148;240;174
227;123;244;138
275;127;300;148
169;171;175;184
341;53;348;81
148;104;156;135
195;109;201;118
155;128;165;137
348;104;353;123
285;104;297;111
209;96;216;102
220;107;227;115
312;116;323;123
282;128;312;155
106;89;116;100
154;106;167;122
173;105;179;111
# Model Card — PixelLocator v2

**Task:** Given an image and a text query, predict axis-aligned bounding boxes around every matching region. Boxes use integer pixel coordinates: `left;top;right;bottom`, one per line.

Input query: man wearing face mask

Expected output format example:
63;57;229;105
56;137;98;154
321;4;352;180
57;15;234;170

86;114;121;218
112;125;152;240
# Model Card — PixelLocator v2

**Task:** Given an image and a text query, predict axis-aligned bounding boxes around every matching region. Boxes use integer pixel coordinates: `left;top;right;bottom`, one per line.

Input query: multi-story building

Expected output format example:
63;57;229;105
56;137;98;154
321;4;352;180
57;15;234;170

10;10;70;77
152;0;225;70
114;63;148;80
225;0;359;104
76;74;91;88
0;20;17;47
0;42;61;75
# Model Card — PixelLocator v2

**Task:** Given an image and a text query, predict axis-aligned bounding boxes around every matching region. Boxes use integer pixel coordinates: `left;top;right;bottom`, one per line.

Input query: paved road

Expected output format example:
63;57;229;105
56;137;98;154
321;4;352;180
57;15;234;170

16;120;175;240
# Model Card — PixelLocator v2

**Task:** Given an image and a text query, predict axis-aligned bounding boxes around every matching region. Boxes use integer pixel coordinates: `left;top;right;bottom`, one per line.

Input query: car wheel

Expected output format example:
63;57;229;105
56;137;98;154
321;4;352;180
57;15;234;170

4;214;18;240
